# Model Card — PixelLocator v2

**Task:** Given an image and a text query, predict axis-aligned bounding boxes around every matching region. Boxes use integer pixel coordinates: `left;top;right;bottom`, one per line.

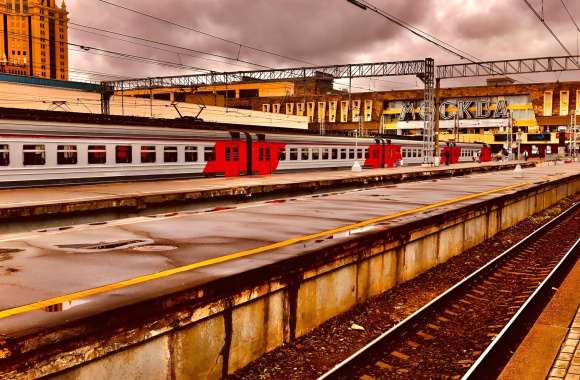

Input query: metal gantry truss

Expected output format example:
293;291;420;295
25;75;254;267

437;55;580;79
101;60;426;92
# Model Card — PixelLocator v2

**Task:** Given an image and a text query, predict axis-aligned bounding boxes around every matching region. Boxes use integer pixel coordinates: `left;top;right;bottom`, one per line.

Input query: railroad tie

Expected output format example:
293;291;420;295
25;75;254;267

390;351;410;360
427;323;441;330
465;293;488;302
374;361;393;370
416;331;435;340
406;340;421;349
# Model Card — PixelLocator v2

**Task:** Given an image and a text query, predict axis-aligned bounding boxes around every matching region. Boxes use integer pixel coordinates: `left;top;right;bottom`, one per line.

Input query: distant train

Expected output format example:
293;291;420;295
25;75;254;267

0;119;491;187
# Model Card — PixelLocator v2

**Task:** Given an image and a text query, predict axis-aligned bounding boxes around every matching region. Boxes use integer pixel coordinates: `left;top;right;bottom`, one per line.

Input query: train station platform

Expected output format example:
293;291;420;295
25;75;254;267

499;258;580;380
0;162;578;379
0;161;534;222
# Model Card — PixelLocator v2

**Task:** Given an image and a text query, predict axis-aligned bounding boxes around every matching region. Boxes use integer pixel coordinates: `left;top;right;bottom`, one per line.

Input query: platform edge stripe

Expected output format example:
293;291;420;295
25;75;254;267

0;181;530;320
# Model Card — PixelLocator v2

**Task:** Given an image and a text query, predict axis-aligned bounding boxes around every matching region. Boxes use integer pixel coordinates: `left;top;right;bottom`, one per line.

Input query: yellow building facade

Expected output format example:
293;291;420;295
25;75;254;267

0;0;68;80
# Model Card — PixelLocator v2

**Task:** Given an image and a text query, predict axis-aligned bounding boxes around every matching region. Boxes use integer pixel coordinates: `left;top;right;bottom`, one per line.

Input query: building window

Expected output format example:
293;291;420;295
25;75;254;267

88;145;106;164
0;145;9;166
185;146;198;162
140;145;156;163
163;146;178;163
57;145;77;165
115;145;132;164
23;144;45;165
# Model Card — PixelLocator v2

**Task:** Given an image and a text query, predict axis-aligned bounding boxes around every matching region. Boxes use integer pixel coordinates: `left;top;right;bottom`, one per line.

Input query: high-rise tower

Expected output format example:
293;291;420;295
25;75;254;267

0;0;68;80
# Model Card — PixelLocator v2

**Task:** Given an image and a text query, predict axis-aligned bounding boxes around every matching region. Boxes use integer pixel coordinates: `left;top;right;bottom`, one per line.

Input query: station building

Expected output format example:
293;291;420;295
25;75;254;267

124;76;579;154
0;0;68;80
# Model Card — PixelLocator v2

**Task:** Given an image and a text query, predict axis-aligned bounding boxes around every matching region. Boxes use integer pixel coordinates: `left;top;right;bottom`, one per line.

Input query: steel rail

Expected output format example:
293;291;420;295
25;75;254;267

318;201;579;380
463;222;579;379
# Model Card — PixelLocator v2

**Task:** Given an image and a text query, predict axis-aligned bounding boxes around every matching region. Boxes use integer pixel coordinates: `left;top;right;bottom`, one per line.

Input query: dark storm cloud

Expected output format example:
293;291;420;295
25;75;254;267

65;0;580;84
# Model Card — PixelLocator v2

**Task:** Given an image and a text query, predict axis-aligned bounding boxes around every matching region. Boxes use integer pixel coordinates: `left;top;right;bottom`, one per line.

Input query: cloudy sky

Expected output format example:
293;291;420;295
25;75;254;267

65;0;580;89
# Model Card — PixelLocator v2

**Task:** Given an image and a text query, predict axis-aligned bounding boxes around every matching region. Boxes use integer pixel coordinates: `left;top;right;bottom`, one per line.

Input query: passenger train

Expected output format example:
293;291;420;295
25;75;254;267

0;119;491;187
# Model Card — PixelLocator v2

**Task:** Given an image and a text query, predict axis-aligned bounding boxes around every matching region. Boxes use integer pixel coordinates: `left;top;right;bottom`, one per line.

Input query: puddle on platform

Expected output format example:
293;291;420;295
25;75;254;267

56;239;152;252
132;245;177;252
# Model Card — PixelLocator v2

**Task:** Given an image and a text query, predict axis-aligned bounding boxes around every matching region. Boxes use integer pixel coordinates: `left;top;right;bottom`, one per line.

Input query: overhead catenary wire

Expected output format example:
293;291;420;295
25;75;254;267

346;0;481;64
94;0;315;67
344;0;544;84
0;28;215;74
522;0;580;68
69;22;273;70
559;0;580;32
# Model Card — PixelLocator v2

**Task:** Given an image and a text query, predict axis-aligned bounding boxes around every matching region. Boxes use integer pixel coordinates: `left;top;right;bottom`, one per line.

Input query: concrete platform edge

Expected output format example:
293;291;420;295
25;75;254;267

0;162;535;221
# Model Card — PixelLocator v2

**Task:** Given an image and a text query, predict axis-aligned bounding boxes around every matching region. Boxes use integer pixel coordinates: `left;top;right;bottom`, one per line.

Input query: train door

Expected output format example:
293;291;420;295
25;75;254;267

203;141;246;177
480;146;492;162
223;142;244;176
384;145;401;167
252;142;284;175
364;145;381;168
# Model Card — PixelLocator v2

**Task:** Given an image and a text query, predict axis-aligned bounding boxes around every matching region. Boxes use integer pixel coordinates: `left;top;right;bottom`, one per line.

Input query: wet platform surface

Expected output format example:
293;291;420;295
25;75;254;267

0;161;533;221
0;162;578;338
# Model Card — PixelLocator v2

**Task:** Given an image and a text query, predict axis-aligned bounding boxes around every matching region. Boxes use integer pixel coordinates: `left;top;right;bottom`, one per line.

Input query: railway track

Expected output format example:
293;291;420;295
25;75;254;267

319;202;580;380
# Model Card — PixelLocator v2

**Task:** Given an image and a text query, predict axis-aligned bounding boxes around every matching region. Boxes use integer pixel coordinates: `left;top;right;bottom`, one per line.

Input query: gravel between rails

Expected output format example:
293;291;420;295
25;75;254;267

229;195;579;380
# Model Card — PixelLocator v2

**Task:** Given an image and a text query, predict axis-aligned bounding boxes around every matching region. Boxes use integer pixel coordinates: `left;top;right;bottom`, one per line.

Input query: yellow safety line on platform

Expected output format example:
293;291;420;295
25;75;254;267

0;181;531;319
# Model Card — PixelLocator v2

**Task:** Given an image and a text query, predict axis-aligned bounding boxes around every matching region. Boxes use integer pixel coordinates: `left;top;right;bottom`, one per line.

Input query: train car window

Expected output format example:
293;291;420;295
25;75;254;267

364;148;369;159
258;147;264;161
185;146;198;162
23;144;45;166
0;144;9;166
57;145;78;165
349;149;355;159
331;149;338;160
322;148;329;160
279;149;286;161
301;148;309;160
234;146;240;161
204;147;215;162
88;145;107;164
340;149;347;160
312;148;320;160
115;145;132;164
290;148;298;160
357;149;363;159
226;147;232;161
265;148;270;161
164;146;178;163
141;146;156;163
